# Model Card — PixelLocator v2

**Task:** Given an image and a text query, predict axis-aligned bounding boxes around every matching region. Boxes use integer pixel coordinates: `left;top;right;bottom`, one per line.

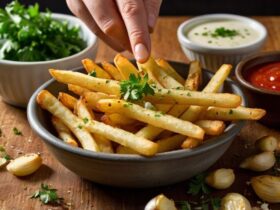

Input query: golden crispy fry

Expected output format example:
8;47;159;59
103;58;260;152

139;57;182;89
101;61;122;81
181;137;203;149
114;54;139;79
82;58;111;79
97;99;205;139
156;58;185;85
185;60;202;91
37;90;100;151
51;116;78;147
75;99;113;153
106;113;136;126
156;134;186;153
58;92;77;110
195;120;225;136
116;145;138;155
180;64;233;122
68;84;89;96
203;106;266;121
49;69;121;95
83;91;118;111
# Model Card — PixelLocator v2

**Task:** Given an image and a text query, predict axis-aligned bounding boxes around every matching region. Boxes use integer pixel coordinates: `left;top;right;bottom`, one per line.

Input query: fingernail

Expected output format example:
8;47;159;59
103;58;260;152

148;14;156;29
134;43;149;63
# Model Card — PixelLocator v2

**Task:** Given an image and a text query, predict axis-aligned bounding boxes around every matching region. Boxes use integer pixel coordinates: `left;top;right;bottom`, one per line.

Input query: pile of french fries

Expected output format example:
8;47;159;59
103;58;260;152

36;54;266;156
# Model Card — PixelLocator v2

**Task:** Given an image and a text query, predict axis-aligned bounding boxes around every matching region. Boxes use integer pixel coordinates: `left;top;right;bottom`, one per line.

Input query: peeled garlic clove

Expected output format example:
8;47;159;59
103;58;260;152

220;193;251;210
144;194;177;210
251;175;280;203
205;168;235;189
240;152;276;171
0;158;8;168
6;153;42;176
256;136;278;152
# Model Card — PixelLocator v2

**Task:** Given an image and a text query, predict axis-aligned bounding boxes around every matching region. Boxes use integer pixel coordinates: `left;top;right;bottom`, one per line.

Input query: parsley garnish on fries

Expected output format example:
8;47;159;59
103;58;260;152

120;74;154;101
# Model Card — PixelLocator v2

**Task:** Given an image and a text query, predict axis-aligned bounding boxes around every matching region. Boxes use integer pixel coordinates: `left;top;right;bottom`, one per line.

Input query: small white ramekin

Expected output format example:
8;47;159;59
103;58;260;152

0;13;98;107
177;14;267;71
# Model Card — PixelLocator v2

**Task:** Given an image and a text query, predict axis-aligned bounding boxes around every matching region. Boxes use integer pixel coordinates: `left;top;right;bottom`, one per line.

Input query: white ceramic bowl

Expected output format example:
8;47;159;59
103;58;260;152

177;14;267;71
0;13;98;107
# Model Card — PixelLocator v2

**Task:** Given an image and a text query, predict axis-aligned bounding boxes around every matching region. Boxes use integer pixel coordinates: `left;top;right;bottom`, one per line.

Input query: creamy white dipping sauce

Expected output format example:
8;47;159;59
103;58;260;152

186;20;261;48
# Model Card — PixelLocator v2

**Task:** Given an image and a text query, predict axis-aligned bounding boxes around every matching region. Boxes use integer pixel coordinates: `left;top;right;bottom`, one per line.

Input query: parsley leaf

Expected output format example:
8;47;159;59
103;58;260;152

82;117;89;124
211;27;239;38
88;71;96;77
176;201;192;210
31;184;62;205
13;127;22;136
187;173;210;195
120;74;154;101
0;145;11;160
0;1;85;61
210;197;221;210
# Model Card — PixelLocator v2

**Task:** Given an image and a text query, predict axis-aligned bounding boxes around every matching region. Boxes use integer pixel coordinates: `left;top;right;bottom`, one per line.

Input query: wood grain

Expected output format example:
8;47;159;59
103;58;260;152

0;17;280;210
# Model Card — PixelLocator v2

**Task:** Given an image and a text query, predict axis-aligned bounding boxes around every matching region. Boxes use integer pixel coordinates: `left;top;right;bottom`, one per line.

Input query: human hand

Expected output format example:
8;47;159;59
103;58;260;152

66;0;162;63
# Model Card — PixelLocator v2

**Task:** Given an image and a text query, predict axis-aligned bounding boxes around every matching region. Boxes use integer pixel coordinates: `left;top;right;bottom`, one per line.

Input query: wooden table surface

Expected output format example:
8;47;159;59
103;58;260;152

1;16;280;210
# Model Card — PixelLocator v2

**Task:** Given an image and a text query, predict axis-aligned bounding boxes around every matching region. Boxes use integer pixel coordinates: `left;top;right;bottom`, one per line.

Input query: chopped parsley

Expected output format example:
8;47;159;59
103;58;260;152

154;113;162;118
187;92;192;97
0;145;10;160
31;184;62;205
13;127;22;136
77;124;83;129
105;80;110;84
120;74;154;101
211;27;239;38
229;109;234;115
82;117;89;124
123;102;133;108
88;71;96;77
187;173;210;196
176;201;192;210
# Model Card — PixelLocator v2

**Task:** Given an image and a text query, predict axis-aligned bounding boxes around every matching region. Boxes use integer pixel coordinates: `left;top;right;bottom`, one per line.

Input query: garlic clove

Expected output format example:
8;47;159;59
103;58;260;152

6;153;42;176
220;193;251;210
205;168;235;190
256;136;278;152
144;194;177;210
240;152;276;172
251;175;280;203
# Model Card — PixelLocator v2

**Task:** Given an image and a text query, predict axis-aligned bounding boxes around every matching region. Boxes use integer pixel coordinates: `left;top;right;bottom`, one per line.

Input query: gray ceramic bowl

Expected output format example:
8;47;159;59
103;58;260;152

27;61;246;188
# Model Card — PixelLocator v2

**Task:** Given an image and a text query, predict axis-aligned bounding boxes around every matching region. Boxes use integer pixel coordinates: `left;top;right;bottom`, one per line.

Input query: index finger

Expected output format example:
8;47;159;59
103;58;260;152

116;0;151;63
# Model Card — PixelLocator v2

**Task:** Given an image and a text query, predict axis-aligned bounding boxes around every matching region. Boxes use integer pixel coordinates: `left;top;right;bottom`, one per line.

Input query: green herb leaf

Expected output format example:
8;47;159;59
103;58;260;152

120;74;154;101
211;27;239;38
210;197;221;210
88;71;96;77
0;1;85;61
187;173;210;196
176;201;192;210
13;127;22;136
31;183;62;205
82;117;89;124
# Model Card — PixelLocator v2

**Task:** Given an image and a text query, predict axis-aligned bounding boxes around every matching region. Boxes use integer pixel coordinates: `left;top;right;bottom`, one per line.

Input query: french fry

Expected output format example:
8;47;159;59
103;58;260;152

75;99;113;153
181;137;203;149
58;92;77;110
106;113;136;126
156;58;185;85
114;54;139;79
82;58;111;79
185;60;202;91
37;90;158;156
101;61;122;81
156;134;186;153
37;90;100;152
195;120;225;136
203;106;266;121
49;69;121;95
68;84;89;96
96;99;205;139
51;116;78;147
139;57;183;89
116;145;138;155
83;91;118;111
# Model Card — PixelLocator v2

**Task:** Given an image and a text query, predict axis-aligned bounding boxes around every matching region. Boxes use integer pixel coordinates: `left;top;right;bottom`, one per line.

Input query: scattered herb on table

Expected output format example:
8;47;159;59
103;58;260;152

187;173;211;195
0;1;86;62
0;145;11;160
31;183;62;205
13;127;22;136
120;74;154;101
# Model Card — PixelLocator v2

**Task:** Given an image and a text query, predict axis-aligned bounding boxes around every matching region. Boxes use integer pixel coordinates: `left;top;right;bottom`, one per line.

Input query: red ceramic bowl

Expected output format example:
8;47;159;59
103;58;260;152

236;51;280;128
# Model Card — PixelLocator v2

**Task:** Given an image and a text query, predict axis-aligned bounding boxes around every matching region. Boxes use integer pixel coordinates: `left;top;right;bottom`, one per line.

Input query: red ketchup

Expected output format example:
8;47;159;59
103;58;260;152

247;62;280;92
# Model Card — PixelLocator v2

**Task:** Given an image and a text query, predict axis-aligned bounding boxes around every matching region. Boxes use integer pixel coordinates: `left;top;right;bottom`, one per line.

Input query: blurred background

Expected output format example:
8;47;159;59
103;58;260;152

0;0;279;16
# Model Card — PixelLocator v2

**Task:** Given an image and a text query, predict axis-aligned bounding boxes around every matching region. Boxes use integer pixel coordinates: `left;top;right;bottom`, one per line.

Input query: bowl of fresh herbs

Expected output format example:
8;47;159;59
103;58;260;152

0;1;98;107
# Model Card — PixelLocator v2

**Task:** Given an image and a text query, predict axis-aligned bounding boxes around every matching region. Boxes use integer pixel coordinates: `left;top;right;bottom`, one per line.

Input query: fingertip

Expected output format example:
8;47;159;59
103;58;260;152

134;43;149;63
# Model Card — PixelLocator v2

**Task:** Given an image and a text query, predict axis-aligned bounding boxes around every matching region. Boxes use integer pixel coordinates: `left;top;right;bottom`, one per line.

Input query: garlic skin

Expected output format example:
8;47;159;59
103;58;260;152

251;175;280;203
220;193;251;210
256;136;278;152
144;194;177;210
240;152;276;172
205;168;235;189
6;153;42;176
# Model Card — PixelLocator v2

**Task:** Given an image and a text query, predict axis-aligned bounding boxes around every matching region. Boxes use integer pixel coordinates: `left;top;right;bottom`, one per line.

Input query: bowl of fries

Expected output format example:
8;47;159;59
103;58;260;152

27;55;266;187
